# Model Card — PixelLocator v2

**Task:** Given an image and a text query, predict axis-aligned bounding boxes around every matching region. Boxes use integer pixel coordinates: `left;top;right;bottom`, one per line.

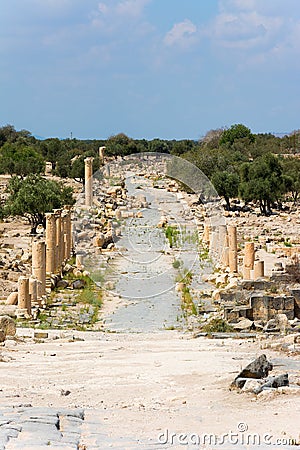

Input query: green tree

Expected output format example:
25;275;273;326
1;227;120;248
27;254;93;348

148;139;171;154
239;153;285;215
105;133;138;156
220;124;255;147
282;157;300;203
70;154;100;183
0;124;18;147
169;140;195;156
5;175;74;233
38;138;63;169
55;152;72;178
70;156;84;182
0;143;45;177
211;171;239;210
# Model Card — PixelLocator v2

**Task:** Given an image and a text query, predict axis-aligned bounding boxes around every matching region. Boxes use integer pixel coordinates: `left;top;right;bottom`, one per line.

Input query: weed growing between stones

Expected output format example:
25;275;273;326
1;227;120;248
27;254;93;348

175;268;198;318
18;271;104;331
165;225;179;248
172;259;182;269
201;317;234;333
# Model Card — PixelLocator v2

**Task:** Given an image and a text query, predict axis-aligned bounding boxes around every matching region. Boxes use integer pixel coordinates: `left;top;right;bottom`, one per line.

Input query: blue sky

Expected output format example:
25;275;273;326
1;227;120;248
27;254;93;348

1;0;300;140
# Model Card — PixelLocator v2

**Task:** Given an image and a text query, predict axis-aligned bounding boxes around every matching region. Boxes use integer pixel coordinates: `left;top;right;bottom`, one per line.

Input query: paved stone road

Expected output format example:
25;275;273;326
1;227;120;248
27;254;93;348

0;406;165;450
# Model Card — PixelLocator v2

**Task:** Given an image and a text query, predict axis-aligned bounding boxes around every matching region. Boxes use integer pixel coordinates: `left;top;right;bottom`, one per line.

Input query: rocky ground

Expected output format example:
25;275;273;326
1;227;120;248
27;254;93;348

0;164;300;449
0;330;300;449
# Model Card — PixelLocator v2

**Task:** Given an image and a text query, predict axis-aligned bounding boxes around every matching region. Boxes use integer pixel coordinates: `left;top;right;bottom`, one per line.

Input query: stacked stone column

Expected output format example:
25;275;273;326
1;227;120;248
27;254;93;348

254;260;265;279
84;157;94;207
32;240;46;302
46;209;73;275
219;225;229;267
228;225;238;273
29;277;38;306
62;210;72;262
209;229;218;257
17;276;31;317
99;146;105;165
203;222;211;245
243;242;255;280
54;209;63;272
66;210;72;260
16;207;73;318
46;213;57;274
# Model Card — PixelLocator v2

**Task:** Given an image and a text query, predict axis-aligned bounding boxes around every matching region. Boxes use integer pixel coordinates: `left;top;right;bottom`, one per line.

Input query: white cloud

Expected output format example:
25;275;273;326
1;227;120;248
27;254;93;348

91;0;151;25
206;0;300;70
116;0;151;18
211;11;282;49
164;19;197;48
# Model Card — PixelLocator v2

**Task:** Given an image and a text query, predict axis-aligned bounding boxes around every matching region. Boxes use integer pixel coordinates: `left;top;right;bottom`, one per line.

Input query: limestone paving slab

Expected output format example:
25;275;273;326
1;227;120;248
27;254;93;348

0;406;157;449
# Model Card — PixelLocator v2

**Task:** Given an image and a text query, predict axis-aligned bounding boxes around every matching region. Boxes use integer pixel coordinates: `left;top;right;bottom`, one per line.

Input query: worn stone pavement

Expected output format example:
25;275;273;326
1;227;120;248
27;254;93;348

0;406;164;450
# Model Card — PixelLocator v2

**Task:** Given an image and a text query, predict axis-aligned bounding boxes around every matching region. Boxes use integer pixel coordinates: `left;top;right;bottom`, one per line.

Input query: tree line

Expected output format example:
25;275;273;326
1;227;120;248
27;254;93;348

0;123;299;225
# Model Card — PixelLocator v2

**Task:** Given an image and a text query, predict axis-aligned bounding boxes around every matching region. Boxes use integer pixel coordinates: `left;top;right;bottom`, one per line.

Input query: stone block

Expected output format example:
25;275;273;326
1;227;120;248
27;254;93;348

0;315;16;337
270;273;292;283
281;310;294;320
290;288;300;301
295;301;300;319
5;291;18;306
284;296;295;311
225;310;240;323
271;297;284;310
267;308;277;319
250;295;270;321
289;289;300;318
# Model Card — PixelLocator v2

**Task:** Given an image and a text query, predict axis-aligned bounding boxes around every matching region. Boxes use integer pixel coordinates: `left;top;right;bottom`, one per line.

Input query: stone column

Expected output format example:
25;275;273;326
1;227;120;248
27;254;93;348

115;209;122;221
203;222;211;245
222;247;229;267
32;240;46;296
104;164;110;178
219;225;229;266
76;254;84;269
62;211;71;262
67;211;73;259
63;208;72;261
61;212;67;262
209;229;218;256
99;146;106;165
29;277;38;306
243;242;255;279
36;280;43;300
46;213;56;274
18;276;31;316
254;260;265;279
84;157;94;207
54;209;62;272
228;225;238;273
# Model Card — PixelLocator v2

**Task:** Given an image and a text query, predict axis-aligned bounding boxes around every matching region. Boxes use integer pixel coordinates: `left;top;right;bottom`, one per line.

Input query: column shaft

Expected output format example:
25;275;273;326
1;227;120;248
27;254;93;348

228;225;238;273
46;213;56;274
18;276;31;315
84;157;93;207
243;242;255;279
32;240;46;296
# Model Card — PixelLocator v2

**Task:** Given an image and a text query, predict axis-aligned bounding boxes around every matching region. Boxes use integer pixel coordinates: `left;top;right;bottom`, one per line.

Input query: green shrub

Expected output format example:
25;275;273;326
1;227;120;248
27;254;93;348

201;318;234;333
